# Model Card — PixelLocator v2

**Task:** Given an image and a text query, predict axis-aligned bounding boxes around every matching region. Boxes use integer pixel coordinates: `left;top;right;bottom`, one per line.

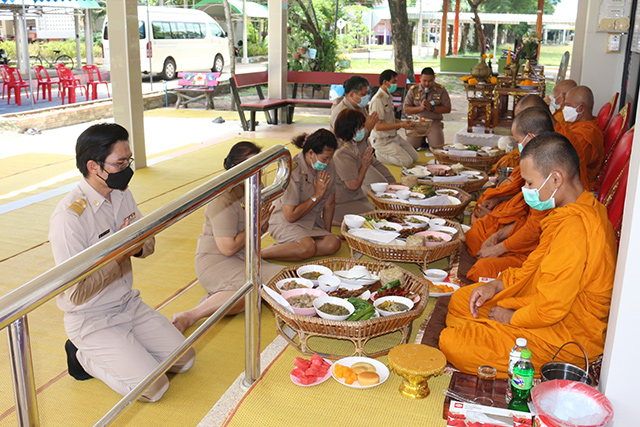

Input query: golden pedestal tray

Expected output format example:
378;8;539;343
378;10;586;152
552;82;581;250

388;343;446;399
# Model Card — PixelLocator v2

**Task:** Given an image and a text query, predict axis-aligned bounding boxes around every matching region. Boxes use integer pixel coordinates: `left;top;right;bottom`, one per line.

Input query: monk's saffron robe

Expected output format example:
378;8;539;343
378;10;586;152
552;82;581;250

555;117;604;190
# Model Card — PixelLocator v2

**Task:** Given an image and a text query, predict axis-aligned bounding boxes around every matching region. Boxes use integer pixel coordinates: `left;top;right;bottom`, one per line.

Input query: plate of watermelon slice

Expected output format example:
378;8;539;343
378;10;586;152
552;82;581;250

290;354;333;386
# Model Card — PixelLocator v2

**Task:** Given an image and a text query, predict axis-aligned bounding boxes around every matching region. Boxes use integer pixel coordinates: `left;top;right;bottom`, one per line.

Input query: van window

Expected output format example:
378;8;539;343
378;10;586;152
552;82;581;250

209;22;224;38
170;22;187;39
104;21;145;40
185;22;204;39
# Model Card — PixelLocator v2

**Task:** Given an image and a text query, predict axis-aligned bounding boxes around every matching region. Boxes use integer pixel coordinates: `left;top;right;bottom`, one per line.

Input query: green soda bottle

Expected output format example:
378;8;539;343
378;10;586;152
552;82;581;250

508;348;534;412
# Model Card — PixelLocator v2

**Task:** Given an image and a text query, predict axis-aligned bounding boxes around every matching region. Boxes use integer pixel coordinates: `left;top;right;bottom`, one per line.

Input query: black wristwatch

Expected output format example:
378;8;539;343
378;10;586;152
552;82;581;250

430;105;436;112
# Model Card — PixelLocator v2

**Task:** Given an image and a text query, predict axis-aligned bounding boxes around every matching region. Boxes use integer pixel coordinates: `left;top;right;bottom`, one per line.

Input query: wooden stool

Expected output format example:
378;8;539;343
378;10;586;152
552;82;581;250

467;98;494;134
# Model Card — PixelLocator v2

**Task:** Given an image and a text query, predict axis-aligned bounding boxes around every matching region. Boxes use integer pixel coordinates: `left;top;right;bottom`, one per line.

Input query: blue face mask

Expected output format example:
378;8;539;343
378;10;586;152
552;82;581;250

518;135;531;153
521;173;558;211
358;95;370;107
550;97;560;110
389;83;398;93
354;128;366;142
311;152;328;171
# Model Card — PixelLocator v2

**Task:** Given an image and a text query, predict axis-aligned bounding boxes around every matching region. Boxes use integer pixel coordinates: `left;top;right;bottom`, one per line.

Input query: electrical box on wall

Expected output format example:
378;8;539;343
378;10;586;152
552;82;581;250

598;0;632;32
607;33;622;52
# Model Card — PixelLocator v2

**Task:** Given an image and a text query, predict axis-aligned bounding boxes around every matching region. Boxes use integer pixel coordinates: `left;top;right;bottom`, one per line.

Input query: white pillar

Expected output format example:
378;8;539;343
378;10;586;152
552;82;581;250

600;99;640;426
15;12;28;75
106;0;147;169
492;21;498;60
74;14;82;70
267;0;287;100
84;9;95;66
242;0;248;63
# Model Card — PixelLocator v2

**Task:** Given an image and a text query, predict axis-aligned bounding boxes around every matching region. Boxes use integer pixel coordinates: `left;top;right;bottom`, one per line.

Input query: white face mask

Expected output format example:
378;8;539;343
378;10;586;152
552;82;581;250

563;106;579;123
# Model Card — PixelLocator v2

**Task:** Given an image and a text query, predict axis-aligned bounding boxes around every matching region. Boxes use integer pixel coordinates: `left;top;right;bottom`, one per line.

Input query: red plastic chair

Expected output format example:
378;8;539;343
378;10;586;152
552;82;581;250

58;66;86;104
606;164;629;245
0;65;30;105
597;126;634;199
82;65;110;100
0;64;8;99
34;65;60;101
597;93;619;131
601;103;630;164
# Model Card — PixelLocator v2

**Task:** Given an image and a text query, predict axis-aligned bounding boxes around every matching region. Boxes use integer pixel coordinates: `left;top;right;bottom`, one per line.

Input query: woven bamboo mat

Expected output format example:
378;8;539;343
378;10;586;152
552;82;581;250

223;297;451;427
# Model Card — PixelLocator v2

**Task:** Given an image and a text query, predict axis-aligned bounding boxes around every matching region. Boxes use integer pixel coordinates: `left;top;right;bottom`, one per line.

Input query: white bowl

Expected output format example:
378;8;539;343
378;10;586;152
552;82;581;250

370;182;389;193
344;214;366;229
376;192;398;199
404;214;430;228
396;190;411;200
435;189;459;197
374;222;403;232
317;274;341;293
429;218;447;228
409;192;426;199
374;296;414;317
429;225;458;236
423;268;448;282
296;265;333;285
460;170;481;176
276;277;314;293
313;296;355;321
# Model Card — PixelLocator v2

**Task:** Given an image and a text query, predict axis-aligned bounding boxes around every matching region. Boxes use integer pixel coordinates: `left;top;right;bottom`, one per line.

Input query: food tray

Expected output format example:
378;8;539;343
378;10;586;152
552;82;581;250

261;258;430;359
431;149;505;172
418;167;489;194
342;210;464;269
367;184;472;219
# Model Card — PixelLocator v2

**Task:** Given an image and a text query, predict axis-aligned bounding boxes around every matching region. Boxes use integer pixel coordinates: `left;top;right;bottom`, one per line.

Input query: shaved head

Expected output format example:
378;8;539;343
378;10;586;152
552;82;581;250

565;86;595;113
513;107;555;137
514;95;551;117
521;132;581;180
553;79;577;98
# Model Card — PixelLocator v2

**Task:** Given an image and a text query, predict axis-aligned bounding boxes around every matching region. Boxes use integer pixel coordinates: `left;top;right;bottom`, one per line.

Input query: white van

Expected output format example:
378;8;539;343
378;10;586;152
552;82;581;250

102;6;231;79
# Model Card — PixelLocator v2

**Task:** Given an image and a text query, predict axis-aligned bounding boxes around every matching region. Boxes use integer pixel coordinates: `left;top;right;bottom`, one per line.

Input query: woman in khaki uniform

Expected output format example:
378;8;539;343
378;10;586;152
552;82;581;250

263;129;341;261
332;109;395;223
172;142;283;333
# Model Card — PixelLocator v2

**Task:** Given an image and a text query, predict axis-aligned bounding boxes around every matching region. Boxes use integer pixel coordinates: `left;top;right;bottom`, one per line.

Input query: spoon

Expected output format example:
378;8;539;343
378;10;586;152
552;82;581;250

442;389;476;405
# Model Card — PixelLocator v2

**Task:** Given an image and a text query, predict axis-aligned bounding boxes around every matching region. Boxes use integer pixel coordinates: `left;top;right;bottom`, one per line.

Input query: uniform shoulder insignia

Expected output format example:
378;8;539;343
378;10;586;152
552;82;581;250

410;85;416;90
68;198;87;216
292;161;298;170
436;83;444;89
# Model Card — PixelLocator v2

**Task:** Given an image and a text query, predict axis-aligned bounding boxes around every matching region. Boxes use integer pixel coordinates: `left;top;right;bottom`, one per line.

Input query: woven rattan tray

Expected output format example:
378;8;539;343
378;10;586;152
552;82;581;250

342;210;464;269
431;149;505;171
416;167;489;194
367;184;472;219
261;258;430;359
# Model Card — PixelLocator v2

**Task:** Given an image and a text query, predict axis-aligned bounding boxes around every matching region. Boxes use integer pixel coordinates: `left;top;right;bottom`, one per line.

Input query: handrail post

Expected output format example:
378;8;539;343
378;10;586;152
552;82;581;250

8;316;39;427
242;172;262;387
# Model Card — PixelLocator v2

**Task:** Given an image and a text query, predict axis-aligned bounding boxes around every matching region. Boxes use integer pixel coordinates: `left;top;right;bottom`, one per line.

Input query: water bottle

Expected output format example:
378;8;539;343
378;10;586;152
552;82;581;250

507;338;528;401
508;349;534;412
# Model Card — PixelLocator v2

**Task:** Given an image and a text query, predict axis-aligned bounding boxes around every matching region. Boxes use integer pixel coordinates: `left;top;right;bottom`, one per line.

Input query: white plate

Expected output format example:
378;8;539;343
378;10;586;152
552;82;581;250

402;166;431;178
404;214;430;228
290;358;334;387
348;228;400;245
429;282;460;298
374;222;403;232
331;356;390;389
334;270;380;286
375;192;398;199
435;189;459;197
263;286;295;314
460;170;481;176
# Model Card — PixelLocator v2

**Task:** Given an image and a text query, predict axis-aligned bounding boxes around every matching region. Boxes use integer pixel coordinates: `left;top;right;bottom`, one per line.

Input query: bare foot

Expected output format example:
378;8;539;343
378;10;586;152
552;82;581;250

171;312;195;334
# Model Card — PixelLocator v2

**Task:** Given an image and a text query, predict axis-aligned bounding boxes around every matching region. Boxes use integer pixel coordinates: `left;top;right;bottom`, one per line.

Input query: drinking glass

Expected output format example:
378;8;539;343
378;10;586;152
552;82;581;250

473;365;497;406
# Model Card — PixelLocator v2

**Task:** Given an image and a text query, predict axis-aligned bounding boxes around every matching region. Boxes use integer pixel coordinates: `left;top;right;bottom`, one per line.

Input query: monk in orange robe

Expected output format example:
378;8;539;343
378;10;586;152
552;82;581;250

554;86;604;190
464;108;555;282
474;95;552;223
441;133;617;378
546;79;577;121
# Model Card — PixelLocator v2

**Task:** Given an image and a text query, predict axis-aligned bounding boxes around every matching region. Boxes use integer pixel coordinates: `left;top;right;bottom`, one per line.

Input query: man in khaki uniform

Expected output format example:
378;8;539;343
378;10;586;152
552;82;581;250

403;67;451;150
49;123;195;402
369;69;419;168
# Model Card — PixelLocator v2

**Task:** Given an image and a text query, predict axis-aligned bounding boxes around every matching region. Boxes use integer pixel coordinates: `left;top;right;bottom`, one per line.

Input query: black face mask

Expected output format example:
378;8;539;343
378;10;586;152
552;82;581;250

100;166;134;191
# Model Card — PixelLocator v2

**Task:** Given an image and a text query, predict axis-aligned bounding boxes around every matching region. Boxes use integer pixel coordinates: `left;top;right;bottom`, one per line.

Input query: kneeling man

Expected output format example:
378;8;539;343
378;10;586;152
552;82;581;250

440;133;617;377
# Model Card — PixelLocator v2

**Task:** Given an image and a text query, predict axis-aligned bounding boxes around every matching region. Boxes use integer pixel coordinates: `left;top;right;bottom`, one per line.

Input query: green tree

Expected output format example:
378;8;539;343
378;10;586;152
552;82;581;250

481;0;559;14
288;0;341;71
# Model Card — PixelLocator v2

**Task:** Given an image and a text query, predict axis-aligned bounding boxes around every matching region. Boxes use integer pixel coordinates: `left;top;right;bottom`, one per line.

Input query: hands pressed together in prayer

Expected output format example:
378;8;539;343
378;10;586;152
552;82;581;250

468;279;514;324
313;171;332;198
361;146;375;169
364;111;380;131
260;202;274;234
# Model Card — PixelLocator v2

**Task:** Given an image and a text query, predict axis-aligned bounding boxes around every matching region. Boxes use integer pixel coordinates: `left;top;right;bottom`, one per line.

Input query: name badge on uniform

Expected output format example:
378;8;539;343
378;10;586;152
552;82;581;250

98;229;110;239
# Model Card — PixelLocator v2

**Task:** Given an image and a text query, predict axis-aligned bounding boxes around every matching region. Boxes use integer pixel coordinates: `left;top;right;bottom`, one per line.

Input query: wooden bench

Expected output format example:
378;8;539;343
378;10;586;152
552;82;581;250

229;71;289;131
174;72;221;109
285;71;407;122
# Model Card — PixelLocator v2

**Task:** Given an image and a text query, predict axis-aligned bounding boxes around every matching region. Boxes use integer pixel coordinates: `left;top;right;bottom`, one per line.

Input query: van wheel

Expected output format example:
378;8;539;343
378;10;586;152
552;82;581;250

161;58;176;80
212;55;224;72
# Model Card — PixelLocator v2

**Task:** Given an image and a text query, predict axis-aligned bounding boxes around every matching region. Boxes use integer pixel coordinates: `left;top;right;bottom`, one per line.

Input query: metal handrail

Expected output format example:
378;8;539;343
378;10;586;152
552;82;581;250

0;145;292;426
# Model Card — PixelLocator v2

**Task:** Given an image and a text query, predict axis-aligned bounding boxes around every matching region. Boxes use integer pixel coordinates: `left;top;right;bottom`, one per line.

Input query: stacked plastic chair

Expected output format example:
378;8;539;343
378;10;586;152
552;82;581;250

597;93;619;131
594;103;630;193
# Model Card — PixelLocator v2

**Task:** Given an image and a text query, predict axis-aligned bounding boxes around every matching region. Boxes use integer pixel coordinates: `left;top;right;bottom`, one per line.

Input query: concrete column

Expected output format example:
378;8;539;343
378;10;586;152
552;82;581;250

106;0;147;169
267;0;287;100
74;14;82;70
84;9;95;66
14;12;27;74
492;21;498;60
242;0;248;63
600;99;640;426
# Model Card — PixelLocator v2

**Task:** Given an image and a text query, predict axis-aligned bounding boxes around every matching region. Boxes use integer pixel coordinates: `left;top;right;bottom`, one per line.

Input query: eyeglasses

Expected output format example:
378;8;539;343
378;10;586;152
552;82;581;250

102;157;134;171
